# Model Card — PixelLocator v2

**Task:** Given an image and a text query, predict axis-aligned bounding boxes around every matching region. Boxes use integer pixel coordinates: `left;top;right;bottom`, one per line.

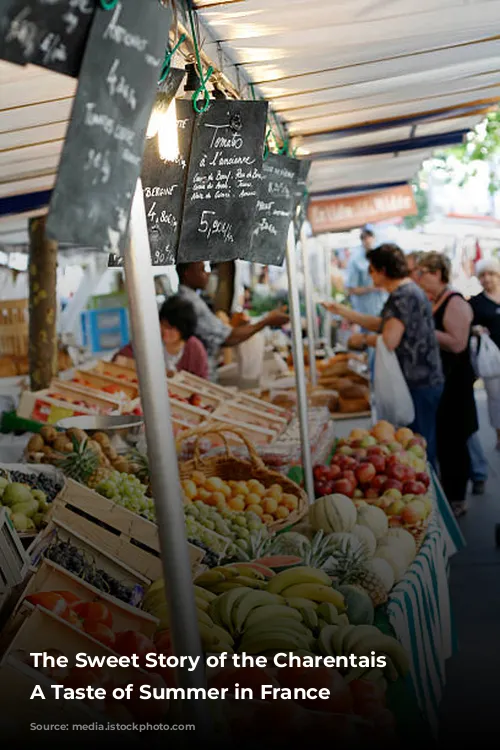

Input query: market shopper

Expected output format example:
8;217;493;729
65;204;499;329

406;251;424;282
418;252;478;517
470;258;500;450
323;244;444;467
176;262;289;381
115;296;209;379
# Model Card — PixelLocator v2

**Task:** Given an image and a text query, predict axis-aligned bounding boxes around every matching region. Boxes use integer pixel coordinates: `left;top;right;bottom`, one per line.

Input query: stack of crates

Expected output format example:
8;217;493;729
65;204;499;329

80;307;129;354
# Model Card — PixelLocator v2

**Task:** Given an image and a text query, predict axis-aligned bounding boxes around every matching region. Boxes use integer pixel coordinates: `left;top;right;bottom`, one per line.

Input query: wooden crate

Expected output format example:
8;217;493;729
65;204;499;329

7;559;158;640
52;480;203;580
233;391;290;421
207;415;277;446
0;299;28;358
50;379;132;408
17;389;121;423
212;401;285;433
173;370;235;400
168;380;222;412
70;370;140;399
99;357;139;380
169;398;209;428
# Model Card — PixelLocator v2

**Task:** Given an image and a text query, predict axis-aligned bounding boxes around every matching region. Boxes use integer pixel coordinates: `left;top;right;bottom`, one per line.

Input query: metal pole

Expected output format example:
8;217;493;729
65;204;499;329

286;222;315;502
323;245;332;351
123;181;208;723
300;225;317;388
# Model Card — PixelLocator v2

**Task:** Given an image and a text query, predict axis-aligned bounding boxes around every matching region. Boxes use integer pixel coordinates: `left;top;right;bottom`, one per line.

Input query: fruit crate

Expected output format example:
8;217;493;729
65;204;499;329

69;370;140;400
173;370;237;401
168;380;222;412
91;359;139;383
17;389;121;424
169;398;210;428
50;378;134;408
207;415;277;447
232;391;290;422
0;507;31;593
4;558;158;644
211;401;285;435
52;479;204;580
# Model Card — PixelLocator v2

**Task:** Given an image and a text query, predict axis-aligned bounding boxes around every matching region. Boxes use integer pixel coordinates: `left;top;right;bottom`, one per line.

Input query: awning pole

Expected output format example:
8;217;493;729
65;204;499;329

301;225;317;388
123;181;209;727
286;222;315;502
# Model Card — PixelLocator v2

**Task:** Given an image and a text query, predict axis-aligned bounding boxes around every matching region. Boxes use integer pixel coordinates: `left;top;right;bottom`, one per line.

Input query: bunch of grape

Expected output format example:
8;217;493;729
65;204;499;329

9;471;63;503
95;471;155;520
44;539;141;604
187;538;220;568
184;501;267;556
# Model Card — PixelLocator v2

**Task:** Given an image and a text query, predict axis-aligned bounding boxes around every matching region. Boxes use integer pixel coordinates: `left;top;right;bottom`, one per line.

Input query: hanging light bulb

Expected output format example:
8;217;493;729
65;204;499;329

146;94;180;162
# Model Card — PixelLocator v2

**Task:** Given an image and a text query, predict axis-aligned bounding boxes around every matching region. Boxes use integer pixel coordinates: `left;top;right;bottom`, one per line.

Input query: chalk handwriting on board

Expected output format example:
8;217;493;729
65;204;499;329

47;0;171;255
177;100;268;263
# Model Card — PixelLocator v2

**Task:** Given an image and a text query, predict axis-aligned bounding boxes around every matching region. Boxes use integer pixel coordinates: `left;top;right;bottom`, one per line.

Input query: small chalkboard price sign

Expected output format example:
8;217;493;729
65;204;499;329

249;154;301;266
177;99;268;264
47;0;171;256
0;0;97;76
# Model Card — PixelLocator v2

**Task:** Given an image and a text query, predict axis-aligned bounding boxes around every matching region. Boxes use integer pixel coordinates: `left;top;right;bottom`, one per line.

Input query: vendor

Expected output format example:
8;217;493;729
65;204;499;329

176;261;290;381
115;296;209;379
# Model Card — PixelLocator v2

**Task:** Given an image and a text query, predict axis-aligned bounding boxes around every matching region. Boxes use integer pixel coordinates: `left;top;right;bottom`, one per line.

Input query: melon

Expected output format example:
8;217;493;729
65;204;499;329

309;494;357;534
231;562;276;578
368;558;395;593
375;545;408;582
337;585;374;625
351;525;377;557
386;528;417;565
253;555;302;572
357;505;388;541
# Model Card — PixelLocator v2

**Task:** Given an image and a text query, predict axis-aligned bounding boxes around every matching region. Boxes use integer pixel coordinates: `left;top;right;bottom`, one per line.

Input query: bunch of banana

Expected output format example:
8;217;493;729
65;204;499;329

316;623;410;682
142;579;235;653
266;566;345;610
194;566;267;595
209;587;285;637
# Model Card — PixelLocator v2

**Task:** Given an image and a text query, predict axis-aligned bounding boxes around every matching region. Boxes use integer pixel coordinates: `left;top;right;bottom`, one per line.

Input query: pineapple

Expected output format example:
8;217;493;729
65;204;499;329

57;437;101;486
128;449;151;493
299;530;342;568
325;542;388;607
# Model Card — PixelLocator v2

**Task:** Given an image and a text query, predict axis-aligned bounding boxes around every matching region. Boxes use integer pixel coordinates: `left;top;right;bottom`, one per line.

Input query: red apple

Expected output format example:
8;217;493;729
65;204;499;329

350;439;363;449
402;480;426;496
369;454;386;473
314;465;329;480
383;478;403;493
333;479;355;497
400;465;416;482
353;449;368;460
331;454;344;466
386;454;401;468
341;470;358;488
365;488;380;500
370;475;388;492
402;500;426;525
367;446;384;457
416;472;430;488
329;464;342;479
355;463;376;484
387;463;406;482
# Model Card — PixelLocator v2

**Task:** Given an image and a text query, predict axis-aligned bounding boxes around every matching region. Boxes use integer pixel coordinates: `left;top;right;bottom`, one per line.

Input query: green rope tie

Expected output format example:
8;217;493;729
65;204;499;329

187;4;213;114
159;33;187;83
99;0;118;9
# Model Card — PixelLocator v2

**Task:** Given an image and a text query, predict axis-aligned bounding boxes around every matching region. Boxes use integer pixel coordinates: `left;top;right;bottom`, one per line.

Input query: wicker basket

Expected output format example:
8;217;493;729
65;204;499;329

176;424;309;533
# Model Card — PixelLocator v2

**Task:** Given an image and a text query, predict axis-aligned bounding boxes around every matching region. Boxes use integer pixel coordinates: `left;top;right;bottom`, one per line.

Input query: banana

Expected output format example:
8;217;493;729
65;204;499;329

244;605;302;630
209;587;253;631
232;590;284;634
145;578;165;596
337;614;350;626
230;565;265;580
209;623;234;647
194;586;217;603
198;622;219;648
267;567;332;595
238;632;304;655
284;597;318;610
343;625;382;655
316;602;340;625
332;625;356;656
317;624;338;657
142;591;166;613
195;570;226;586
197;609;215;628
195;597;210;613
209;581;249;594
280;584;345;610
211;566;240;578
299;607;319;631
243;618;312;641
230;576;266;590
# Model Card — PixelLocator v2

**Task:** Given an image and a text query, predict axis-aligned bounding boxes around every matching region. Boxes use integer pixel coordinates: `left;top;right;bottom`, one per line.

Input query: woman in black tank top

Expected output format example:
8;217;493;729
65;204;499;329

419;254;478;516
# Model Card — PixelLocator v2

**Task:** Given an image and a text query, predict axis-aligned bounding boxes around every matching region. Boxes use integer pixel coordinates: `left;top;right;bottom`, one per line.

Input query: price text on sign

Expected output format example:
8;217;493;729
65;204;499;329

0;0;97;76
47;0;172;254
249;154;301;266
177;100;268;263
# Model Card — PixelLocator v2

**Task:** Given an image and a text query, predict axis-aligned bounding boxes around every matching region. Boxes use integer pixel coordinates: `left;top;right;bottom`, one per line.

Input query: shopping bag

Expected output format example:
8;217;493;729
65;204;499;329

374;337;415;426
235;332;265;387
471;332;500;380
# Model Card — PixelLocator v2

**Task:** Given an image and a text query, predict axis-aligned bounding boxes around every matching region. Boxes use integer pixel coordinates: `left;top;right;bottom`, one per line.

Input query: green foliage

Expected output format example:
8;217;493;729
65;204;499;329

404;181;430;229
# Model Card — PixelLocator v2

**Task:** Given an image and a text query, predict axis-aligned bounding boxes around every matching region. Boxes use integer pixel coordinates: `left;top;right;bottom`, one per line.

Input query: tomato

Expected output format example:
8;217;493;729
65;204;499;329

350;679;386;718
114;631;156;668
64;609;84;629
53;591;81;605
72;601;113;629
84;621;116;649
26;592;68;619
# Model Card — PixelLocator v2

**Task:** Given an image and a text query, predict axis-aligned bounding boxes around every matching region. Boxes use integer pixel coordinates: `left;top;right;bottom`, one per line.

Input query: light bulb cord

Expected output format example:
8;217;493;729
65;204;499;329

187;4;213;113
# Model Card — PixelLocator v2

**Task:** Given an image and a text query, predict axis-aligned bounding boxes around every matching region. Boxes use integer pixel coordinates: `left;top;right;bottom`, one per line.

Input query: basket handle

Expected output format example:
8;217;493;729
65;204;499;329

175;423;266;471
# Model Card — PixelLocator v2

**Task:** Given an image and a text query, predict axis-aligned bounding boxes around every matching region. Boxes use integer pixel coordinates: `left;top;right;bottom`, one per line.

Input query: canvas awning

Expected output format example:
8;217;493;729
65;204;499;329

0;0;499;243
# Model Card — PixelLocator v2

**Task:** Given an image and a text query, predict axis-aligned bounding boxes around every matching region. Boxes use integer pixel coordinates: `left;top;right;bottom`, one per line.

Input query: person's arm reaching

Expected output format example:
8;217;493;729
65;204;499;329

321;301;381;332
438;296;473;353
223;309;289;347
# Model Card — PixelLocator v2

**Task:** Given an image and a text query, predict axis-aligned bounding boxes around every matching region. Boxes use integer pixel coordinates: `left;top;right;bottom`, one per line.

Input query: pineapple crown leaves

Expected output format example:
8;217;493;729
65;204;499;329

323;540;369;585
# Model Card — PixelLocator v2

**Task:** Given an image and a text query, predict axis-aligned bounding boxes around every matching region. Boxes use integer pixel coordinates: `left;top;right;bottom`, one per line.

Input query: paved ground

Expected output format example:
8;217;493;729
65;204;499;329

439;388;500;742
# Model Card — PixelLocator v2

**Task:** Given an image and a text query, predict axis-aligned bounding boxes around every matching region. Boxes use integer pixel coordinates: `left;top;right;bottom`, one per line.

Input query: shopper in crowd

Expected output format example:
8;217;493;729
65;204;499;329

323;244;444;467
406;251;424;282
176;262;289;381
418;252;478;517
115;296;209;379
470;257;500;450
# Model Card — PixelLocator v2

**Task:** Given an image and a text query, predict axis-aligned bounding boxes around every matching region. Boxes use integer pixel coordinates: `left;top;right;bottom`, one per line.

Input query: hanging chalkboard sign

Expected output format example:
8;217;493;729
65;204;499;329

249;154;301;266
0;0;97;76
46;0;171;255
177;99;268;264
108;93;195;268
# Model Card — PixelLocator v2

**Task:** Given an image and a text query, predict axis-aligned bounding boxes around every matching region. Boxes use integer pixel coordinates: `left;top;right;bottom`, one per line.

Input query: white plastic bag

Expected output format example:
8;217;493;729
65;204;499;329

235;332;266;387
470;332;500;380
374;337;415;426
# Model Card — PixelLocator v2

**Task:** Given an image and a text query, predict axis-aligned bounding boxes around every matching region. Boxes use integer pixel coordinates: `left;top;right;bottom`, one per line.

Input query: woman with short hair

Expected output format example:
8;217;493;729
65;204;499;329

470;257;500;448
418;252;478;516
323;243;444;467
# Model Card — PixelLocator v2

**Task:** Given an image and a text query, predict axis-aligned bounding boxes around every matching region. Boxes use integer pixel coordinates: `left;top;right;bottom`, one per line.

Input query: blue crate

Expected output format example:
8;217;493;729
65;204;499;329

81;307;129;354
